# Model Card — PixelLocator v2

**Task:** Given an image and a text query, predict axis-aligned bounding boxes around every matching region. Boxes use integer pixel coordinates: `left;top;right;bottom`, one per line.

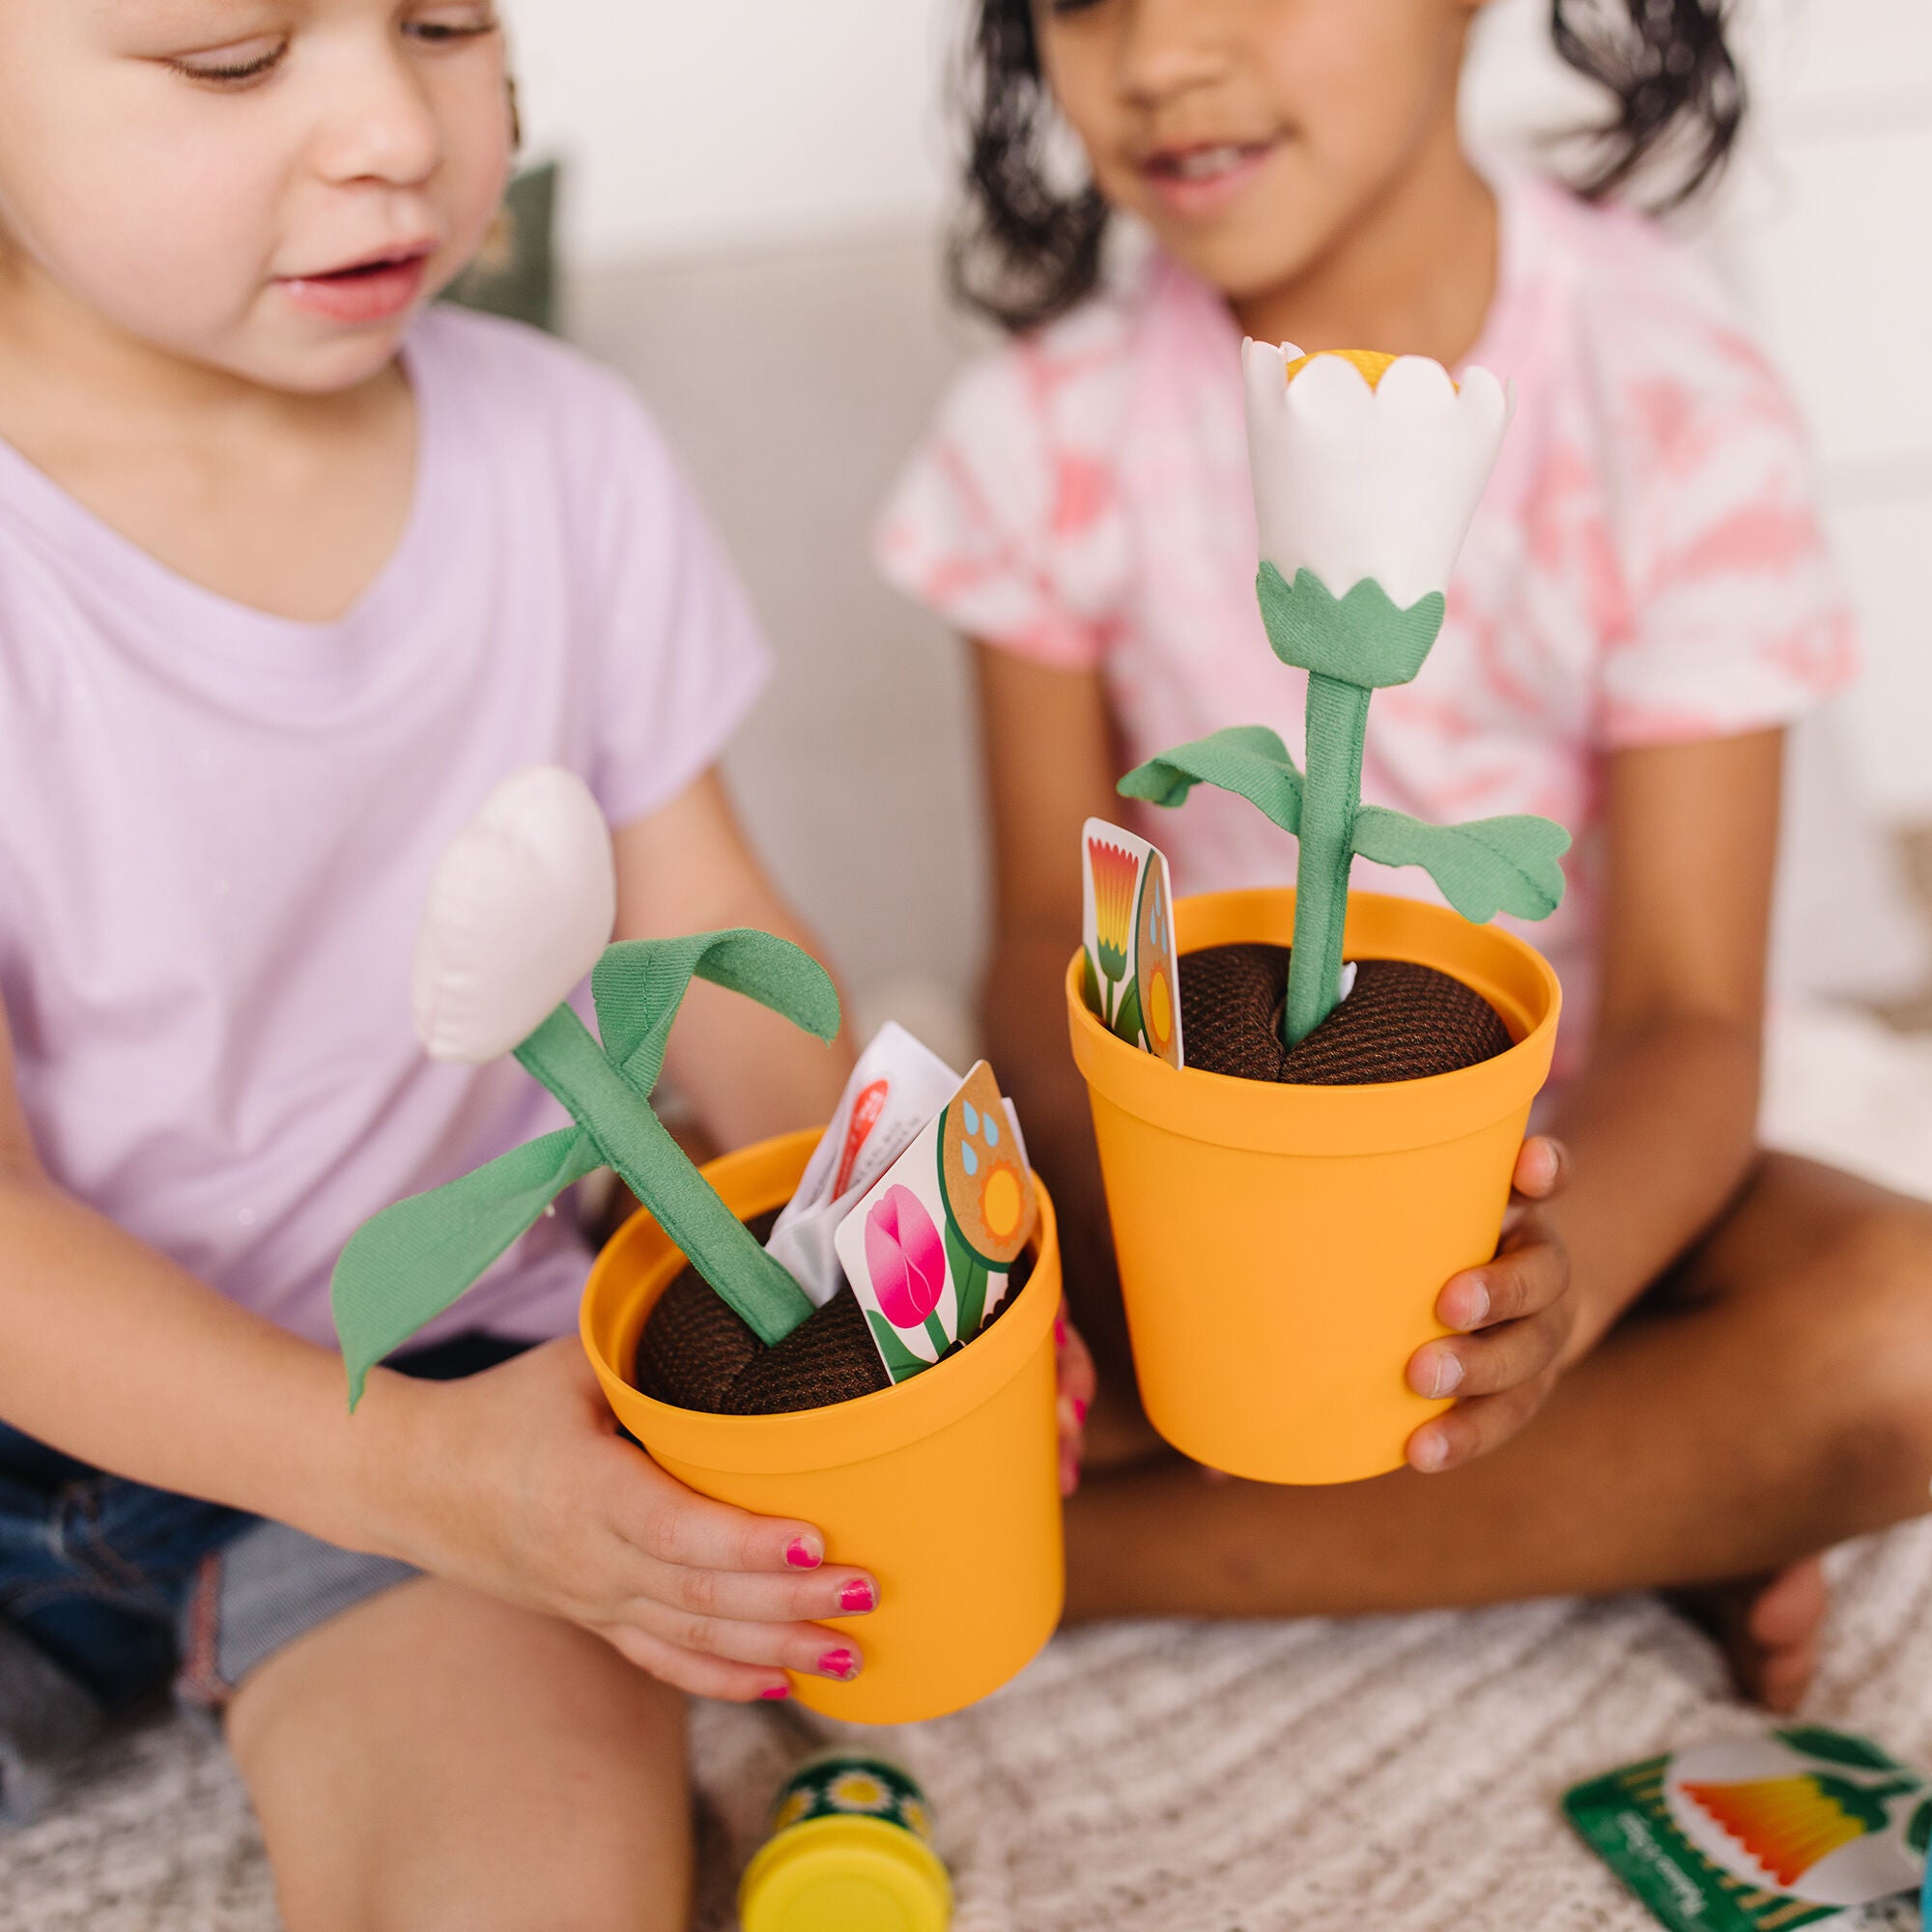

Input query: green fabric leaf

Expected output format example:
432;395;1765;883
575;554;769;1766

591;929;839;1095
1113;977;1143;1049
1256;563;1446;690
865;1306;934;1384
330;1125;601;1407
1350;805;1570;923
1119;724;1304;838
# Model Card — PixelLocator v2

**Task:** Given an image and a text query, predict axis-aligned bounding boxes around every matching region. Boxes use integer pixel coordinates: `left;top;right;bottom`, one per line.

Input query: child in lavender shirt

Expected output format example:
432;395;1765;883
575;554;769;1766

0;2;959;1917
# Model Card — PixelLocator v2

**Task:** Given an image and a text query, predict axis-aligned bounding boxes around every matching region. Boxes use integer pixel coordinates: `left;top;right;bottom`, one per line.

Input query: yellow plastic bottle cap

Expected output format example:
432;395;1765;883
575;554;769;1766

739;1814;952;1932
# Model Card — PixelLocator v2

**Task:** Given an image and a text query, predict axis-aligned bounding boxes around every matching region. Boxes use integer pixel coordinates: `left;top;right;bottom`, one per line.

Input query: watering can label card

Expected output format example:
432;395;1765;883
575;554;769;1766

834;1062;1037;1384
1082;819;1183;1069
1564;1726;1928;1932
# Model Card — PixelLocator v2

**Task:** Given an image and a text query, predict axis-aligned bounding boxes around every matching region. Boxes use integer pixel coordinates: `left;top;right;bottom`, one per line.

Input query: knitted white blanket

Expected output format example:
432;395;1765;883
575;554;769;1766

4;1001;1929;1932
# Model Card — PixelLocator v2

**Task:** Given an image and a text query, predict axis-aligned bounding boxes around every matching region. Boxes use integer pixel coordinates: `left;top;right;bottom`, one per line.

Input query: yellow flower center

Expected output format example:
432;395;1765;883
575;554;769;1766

1283;349;1396;388
980;1166;1023;1240
1281;349;1459;394
1146;966;1172;1047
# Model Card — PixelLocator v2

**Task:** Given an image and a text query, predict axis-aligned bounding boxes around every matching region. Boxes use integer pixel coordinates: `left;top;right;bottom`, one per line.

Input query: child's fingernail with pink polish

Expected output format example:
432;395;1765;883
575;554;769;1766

838;1577;877;1613
760;1683;791;1700
1055;1313;1069;1349
817;1647;861;1681
1073;1396;1089;1426
784;1536;822;1570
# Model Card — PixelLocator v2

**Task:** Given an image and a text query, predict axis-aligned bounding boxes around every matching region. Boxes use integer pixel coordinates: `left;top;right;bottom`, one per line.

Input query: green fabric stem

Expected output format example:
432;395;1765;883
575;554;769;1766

514;1006;815;1347
330;927;839;1406
1285;673;1370;1046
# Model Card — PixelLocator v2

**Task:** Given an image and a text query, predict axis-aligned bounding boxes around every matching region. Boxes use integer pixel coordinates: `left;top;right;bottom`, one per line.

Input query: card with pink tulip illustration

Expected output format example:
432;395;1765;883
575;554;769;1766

1081;818;1184;1069
833;1061;1038;1384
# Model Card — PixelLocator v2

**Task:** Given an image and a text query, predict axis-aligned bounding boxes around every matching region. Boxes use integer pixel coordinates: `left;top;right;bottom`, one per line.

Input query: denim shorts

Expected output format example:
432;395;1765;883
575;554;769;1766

0;1331;529;1808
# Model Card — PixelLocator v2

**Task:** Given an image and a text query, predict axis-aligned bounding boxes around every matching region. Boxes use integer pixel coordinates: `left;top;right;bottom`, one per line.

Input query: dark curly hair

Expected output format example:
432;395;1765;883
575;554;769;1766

950;0;1745;333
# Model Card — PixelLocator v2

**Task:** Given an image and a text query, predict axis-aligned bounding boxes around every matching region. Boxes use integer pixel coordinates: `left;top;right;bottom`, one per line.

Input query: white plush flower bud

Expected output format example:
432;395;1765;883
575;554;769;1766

411;766;615;1064
1241;341;1513;611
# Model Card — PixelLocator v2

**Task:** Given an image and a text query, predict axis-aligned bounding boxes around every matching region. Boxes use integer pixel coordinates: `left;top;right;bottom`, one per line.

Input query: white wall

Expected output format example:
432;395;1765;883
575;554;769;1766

506;0;954;263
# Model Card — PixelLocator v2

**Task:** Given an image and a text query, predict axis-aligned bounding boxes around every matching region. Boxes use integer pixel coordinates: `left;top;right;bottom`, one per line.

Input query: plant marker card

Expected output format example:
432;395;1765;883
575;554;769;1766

1564;1726;1928;1932
766;1023;960;1307
833;1062;1037;1384
1081;818;1184;1069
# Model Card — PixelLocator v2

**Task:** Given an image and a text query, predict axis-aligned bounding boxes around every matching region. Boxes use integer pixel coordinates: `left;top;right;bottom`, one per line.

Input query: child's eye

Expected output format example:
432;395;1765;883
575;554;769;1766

404;6;500;45
167;37;287;86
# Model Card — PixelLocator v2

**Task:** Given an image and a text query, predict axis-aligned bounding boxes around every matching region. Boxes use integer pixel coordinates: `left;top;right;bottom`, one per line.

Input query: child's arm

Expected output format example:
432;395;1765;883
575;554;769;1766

1406;727;1779;1470
974;646;1141;1399
612;769;855;1146
0;1004;875;1702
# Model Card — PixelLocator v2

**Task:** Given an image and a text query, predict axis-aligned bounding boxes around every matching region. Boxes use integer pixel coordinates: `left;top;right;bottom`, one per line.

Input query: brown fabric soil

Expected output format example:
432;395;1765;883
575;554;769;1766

633;1208;1035;1416
1179;944;1512;1085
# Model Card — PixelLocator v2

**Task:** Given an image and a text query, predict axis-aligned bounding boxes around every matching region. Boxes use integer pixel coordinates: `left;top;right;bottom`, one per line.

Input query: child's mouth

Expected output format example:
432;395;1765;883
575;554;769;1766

279;249;433;326
1141;141;1275;216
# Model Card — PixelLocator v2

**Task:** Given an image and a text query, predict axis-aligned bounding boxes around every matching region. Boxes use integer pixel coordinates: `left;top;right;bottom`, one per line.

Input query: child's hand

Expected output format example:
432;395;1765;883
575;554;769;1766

366;1339;879;1703
1055;1299;1096;1495
1403;1136;1573;1474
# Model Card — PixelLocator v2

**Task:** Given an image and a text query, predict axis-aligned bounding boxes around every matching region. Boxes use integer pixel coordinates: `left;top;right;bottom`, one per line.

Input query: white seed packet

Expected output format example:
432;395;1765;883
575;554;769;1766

765;1022;961;1307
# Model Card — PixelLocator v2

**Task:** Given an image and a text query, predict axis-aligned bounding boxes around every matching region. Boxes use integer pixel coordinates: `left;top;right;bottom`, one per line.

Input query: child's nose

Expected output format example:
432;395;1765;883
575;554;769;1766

1116;0;1235;103
311;48;443;189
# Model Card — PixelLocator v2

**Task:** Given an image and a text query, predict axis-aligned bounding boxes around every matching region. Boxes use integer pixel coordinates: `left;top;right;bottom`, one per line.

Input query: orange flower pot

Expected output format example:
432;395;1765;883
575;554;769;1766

581;1129;1065;1723
1066;889;1560;1485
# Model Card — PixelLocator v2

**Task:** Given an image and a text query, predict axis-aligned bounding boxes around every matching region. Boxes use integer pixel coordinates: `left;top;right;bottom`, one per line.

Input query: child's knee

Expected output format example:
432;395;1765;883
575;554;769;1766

1804;1199;1932;1502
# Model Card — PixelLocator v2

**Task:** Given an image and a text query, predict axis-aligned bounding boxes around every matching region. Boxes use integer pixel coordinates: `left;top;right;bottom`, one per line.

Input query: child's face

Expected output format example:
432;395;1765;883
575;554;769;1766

0;1;512;393
1034;0;1482;308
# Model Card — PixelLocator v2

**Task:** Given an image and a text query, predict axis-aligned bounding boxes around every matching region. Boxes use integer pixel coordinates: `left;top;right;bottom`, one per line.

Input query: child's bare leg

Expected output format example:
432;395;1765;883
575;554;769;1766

1065;1154;1932;1666
226;1577;693;1932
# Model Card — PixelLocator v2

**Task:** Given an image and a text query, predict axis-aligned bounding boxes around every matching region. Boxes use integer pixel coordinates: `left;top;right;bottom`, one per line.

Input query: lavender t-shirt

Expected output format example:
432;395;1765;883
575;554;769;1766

0;309;771;1350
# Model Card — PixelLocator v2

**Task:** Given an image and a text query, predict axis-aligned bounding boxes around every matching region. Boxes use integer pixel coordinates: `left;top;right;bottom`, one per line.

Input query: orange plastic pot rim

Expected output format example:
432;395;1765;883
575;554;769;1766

581;1128;1062;1477
1067;888;1561;1157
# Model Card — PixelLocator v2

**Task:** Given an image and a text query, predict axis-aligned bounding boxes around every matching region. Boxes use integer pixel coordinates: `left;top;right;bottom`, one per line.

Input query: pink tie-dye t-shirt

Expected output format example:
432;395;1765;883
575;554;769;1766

874;175;1854;1063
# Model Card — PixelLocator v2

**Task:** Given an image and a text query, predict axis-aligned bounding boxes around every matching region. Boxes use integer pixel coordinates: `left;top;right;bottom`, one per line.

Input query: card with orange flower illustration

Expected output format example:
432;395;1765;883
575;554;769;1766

1082;818;1184;1069
833;1062;1037;1384
1565;1726;1927;1932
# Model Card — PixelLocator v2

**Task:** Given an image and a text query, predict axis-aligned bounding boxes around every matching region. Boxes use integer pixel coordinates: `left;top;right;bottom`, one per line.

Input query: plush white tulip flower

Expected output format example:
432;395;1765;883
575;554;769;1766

411;766;616;1064
1120;343;1565;1050
335;764;845;1401
1241;342;1512;614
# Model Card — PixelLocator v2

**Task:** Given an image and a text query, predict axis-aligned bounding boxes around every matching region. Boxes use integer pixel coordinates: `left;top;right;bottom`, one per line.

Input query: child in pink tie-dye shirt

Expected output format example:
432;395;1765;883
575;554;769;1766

879;0;1932;1710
